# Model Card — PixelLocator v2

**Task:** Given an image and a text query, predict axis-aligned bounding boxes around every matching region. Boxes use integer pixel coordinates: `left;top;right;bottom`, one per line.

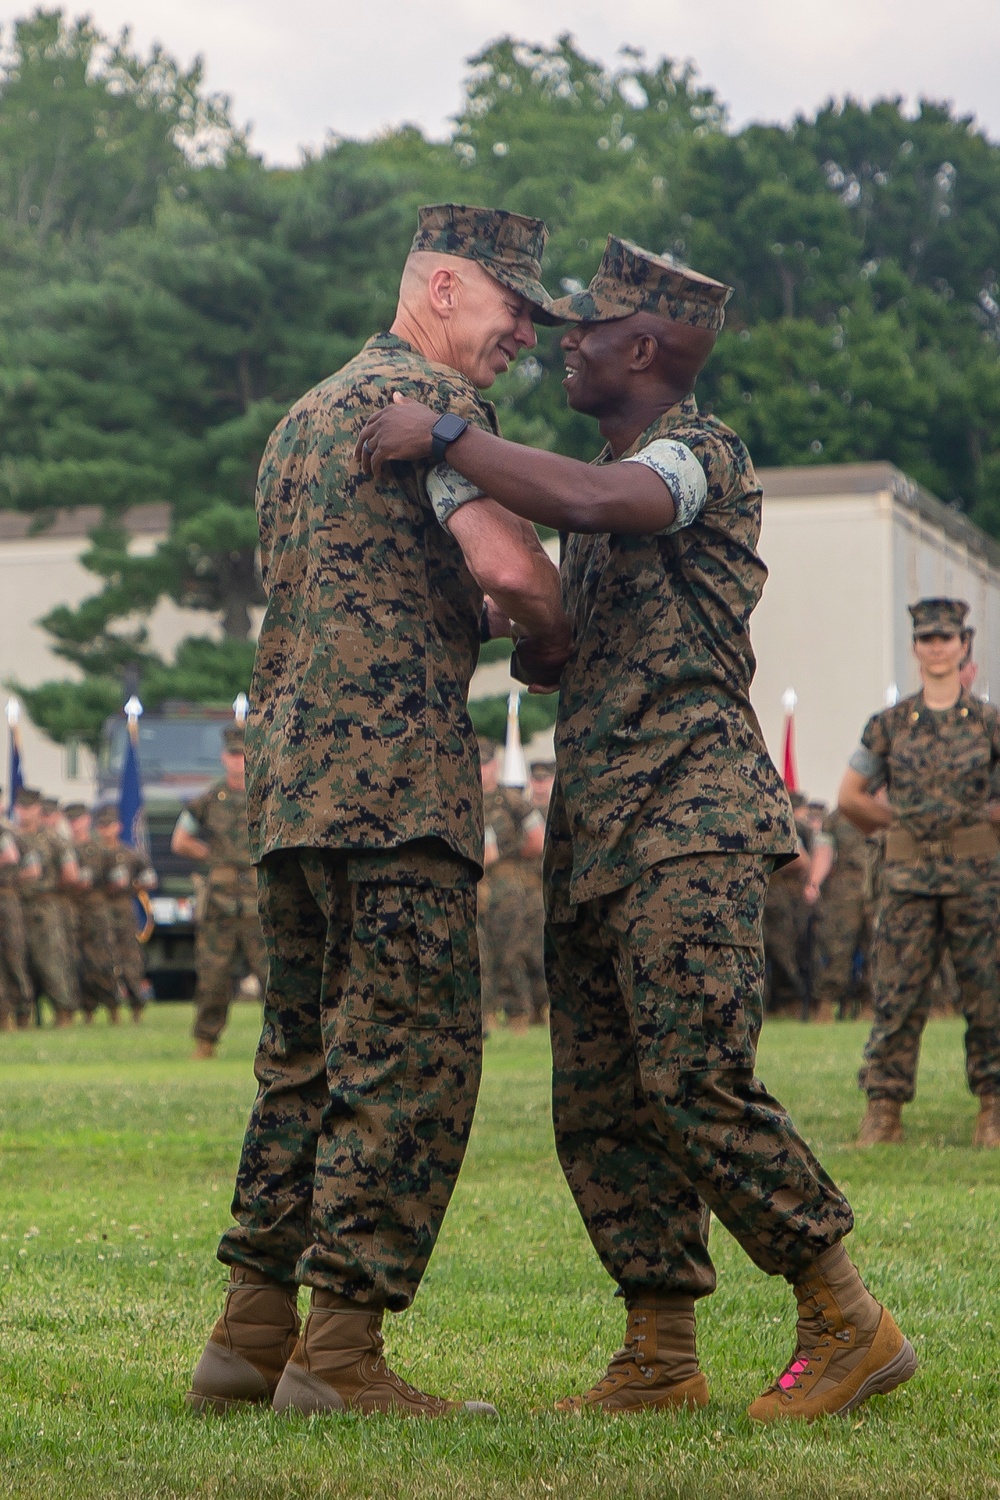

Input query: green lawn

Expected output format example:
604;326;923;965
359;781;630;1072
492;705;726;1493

0;1006;997;1499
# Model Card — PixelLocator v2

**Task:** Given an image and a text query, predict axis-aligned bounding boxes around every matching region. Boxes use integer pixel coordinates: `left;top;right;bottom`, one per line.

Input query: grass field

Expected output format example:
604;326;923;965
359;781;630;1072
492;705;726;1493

0;1005;998;1499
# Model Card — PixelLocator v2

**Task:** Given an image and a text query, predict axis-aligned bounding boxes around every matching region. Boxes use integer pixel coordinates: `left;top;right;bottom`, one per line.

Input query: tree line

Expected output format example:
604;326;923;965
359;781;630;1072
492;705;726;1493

2;10;999;748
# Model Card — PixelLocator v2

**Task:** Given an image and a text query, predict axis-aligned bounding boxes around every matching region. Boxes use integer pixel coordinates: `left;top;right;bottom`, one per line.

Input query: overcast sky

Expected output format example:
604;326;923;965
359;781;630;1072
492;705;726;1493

4;0;998;161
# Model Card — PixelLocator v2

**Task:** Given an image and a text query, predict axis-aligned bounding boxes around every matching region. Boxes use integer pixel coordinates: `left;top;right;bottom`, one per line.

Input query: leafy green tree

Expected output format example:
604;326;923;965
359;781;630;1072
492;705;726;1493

0;7;236;241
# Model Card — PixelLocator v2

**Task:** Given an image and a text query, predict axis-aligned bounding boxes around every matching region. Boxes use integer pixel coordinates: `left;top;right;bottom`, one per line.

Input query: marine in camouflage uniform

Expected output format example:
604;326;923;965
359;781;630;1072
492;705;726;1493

64;804;122;1023
93;806;156;1019
188;204;568;1419
361;235;915;1419
14;788;79;1023
42;797;82;1015
808;810;872;1020
478;744;546;1029
0;814;34;1028
842;598;1000;1145
173;725;267;1051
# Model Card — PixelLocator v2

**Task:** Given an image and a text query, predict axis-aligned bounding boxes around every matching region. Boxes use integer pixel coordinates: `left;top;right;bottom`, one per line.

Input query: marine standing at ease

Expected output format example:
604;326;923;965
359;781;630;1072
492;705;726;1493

171;724;267;1059
839;598;1000;1147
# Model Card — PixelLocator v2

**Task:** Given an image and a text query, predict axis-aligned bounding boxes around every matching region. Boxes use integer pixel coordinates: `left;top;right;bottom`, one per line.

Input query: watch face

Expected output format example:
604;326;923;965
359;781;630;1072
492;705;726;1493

434;413;468;442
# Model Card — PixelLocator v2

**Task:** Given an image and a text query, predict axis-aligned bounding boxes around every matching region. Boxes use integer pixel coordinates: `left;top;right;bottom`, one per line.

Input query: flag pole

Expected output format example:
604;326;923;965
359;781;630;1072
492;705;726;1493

500;689;528;788
780;687;799;792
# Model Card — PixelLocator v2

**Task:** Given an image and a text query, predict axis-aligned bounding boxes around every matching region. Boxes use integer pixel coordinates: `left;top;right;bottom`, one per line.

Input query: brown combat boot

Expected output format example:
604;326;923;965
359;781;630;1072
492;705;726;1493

554;1296;710;1414
271;1292;496;1417
186;1267;300;1414
192;1038;217;1060
857;1097;905;1145
972;1095;1000;1148
747;1245;917;1422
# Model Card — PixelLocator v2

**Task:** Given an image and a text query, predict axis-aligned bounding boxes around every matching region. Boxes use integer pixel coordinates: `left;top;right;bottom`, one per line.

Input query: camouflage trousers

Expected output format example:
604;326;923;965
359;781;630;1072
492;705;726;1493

479;866;547;1022
108;899;147;1012
546;853;853;1301
219;840;481;1309
813;883;871;1017
75;901;121;1017
861;883;1000;1102
0;888;34;1025
192;907;267;1043
21;894;77;1015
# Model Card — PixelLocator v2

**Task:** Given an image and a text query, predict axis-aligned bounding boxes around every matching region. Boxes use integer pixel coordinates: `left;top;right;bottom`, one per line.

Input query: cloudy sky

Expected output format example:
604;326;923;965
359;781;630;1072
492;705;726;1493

4;0;998;160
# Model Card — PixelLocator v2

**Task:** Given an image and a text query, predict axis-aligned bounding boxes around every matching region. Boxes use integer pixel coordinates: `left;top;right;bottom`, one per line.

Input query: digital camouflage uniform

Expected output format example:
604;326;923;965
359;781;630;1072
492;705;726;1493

852;688;1000;1102
72;836;122;1018
104;840;155;1014
17;827;78;1017
180;778;267;1044
0;821;33;1026
479;786;545;1022
538;239;854;1300
221;205;557;1307
812;810;872;1019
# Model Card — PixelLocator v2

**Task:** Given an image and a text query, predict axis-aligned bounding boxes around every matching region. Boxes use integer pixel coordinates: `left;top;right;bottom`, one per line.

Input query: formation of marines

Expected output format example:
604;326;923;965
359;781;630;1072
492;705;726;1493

0;787;155;1029
183;205;917;1425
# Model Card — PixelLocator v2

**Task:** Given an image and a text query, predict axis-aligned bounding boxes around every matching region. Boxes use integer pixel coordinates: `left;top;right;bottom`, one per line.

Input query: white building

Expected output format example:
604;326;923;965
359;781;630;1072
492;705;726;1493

0;504;219;802
752;462;1000;805
3;462;998;806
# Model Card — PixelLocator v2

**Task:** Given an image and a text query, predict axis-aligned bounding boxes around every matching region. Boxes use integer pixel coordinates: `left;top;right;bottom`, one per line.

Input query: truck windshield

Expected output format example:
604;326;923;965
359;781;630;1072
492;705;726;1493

101;720;226;779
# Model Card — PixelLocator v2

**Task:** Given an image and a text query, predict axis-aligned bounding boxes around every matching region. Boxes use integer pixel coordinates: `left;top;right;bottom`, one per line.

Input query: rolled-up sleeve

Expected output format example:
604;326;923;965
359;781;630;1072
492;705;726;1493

622;438;708;533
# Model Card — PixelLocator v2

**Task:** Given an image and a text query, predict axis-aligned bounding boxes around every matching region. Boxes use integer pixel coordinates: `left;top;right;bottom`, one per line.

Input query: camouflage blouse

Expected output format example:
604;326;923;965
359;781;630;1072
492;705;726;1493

247;333;499;870
856;691;1000;843
548;394;795;907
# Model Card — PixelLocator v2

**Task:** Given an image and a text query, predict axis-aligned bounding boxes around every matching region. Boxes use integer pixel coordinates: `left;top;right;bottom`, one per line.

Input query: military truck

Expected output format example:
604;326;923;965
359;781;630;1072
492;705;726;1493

96;703;234;999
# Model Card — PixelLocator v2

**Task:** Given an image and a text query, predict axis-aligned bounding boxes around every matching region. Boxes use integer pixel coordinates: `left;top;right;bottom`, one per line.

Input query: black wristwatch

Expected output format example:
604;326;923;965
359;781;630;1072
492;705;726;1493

430;412;469;465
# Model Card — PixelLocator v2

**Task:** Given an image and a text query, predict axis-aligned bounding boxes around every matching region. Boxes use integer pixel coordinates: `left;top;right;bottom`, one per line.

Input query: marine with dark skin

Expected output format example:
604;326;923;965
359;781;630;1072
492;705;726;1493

357;236;916;1424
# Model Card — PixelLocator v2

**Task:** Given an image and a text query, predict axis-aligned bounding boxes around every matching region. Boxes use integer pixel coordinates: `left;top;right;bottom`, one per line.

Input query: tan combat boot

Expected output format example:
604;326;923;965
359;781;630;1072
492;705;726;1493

186;1267;300;1414
972;1095;1000;1148
271;1292;496;1417
748;1245;917;1422
554;1296;710;1414
192;1039;217;1060
857;1097;905;1145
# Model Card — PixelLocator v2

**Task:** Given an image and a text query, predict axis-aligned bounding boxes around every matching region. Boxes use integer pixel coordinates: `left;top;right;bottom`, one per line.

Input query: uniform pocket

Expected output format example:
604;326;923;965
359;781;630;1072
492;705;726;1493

347;881;479;1030
629;938;763;1084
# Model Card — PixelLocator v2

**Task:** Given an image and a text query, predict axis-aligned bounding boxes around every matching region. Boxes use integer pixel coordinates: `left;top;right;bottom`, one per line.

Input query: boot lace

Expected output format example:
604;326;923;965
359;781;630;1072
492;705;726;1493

767;1287;836;1397
586;1313;652;1396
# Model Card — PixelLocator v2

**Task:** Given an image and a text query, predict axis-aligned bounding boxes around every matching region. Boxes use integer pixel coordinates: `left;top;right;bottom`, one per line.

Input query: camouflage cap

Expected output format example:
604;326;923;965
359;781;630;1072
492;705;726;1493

410;203;561;325
550;235;732;329
222;724;246;753
789;790;808;810
93;804;119;827
63;802;89;820
908;597;970;638
14;786;41;808
477;735;499;761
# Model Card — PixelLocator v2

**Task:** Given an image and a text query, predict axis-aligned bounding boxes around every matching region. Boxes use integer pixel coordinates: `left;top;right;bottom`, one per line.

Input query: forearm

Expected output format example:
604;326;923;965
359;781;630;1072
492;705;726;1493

171;830;209;861
447;501;569;645
838;790;892;835
445;428;666;534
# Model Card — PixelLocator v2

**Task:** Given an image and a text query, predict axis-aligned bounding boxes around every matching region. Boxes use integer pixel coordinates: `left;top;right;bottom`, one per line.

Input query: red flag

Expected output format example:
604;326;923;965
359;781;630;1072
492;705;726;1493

780;688;799;791
782;713;798;791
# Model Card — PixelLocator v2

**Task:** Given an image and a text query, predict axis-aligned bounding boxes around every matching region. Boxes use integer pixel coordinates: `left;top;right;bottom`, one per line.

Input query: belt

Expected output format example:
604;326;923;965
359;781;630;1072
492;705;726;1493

884;822;1000;863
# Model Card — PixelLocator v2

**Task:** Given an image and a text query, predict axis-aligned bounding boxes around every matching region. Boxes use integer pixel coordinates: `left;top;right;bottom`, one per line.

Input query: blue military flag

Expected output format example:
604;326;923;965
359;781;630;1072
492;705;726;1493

119;696;147;851
6;698;24;816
